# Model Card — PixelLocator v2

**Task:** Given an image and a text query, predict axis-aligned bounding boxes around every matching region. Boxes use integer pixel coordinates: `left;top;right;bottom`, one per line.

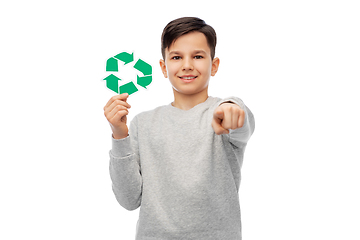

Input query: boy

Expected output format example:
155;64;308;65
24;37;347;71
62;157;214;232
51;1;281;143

104;17;255;240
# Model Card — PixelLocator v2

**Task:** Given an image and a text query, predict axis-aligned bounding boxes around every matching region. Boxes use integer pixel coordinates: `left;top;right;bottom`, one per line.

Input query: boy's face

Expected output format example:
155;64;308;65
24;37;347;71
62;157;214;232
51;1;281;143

160;31;219;97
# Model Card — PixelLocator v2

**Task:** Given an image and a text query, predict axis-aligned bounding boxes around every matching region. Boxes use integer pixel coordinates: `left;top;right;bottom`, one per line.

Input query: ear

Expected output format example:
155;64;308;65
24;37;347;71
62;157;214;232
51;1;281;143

159;59;168;78
211;57;220;76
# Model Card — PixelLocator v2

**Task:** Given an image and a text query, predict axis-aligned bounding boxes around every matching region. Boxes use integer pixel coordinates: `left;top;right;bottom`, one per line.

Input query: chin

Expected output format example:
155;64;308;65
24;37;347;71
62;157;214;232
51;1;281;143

173;86;208;96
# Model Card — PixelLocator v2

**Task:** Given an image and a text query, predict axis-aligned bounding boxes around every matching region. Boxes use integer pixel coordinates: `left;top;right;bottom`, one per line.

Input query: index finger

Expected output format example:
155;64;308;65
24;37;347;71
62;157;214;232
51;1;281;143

104;93;129;109
213;109;224;120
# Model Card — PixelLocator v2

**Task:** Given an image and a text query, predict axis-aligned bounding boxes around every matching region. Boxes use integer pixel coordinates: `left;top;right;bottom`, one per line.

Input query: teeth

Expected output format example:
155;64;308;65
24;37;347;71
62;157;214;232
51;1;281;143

181;77;196;79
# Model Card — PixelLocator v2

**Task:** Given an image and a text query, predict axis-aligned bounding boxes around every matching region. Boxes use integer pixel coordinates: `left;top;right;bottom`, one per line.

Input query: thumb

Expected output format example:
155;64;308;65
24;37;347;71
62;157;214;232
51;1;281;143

211;118;229;135
119;92;129;102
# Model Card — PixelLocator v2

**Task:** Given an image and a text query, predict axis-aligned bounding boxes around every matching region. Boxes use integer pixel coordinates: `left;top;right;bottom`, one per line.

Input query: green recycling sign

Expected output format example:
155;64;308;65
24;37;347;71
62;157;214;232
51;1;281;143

103;52;152;95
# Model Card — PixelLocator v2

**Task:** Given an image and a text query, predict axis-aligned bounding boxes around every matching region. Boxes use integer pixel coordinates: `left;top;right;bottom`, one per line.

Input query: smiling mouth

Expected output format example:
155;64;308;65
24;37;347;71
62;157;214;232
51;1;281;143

179;76;197;80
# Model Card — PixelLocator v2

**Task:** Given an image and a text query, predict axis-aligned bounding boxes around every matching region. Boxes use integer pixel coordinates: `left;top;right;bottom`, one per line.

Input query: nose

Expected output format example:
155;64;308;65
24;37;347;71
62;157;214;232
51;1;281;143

182;57;194;71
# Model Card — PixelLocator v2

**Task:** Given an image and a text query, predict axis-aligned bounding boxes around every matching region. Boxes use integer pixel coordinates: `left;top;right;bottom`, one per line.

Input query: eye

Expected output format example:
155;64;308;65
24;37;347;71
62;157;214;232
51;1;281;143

171;56;181;60
194;55;204;59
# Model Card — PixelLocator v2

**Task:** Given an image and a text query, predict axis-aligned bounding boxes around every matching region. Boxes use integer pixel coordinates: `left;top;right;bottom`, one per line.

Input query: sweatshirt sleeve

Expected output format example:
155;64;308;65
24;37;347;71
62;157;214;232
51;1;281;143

218;97;255;145
109;116;142;211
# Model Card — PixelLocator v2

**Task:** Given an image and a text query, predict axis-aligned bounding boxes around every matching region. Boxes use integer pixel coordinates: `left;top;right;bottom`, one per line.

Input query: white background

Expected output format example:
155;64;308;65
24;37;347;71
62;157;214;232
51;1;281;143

1;0;359;239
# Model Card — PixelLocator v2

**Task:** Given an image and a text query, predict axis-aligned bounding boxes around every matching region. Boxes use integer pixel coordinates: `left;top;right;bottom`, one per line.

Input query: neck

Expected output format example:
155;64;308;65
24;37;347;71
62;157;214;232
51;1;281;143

171;88;209;110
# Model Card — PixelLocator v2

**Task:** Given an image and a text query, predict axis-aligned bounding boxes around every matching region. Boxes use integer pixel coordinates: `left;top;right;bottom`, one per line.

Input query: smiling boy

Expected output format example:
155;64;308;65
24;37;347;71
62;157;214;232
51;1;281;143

104;17;255;240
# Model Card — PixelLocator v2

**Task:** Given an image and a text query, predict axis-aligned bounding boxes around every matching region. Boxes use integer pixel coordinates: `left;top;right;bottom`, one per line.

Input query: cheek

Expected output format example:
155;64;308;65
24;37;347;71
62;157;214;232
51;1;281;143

166;63;179;76
196;62;211;75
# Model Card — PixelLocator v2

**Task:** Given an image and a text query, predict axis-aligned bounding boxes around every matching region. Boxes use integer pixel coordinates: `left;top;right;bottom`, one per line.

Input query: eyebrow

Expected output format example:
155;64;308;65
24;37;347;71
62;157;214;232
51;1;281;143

169;51;181;55
169;50;207;55
193;50;207;55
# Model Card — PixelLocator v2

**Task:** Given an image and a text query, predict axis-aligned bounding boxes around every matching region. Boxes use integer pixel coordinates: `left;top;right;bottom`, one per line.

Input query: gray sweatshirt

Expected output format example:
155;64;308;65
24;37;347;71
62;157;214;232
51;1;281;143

109;96;255;240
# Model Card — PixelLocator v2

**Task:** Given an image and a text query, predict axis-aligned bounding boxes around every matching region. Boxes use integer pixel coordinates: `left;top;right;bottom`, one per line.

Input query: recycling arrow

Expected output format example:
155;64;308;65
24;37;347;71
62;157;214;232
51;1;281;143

137;75;152;89
103;74;120;93
114;52;134;65
103;52;152;95
134;59;152;76
106;58;118;72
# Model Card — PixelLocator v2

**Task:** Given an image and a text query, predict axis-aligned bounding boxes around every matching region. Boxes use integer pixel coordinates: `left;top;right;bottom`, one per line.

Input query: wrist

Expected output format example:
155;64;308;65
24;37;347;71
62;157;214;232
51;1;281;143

112;133;128;139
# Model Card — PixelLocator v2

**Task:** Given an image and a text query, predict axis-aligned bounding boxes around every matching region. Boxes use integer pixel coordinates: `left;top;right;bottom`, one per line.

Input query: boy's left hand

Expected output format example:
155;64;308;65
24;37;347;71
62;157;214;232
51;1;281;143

212;102;245;135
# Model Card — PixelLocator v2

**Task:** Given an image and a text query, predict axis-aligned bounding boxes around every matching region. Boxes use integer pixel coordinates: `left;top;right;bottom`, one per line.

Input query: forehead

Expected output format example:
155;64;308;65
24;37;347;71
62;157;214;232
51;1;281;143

167;31;210;54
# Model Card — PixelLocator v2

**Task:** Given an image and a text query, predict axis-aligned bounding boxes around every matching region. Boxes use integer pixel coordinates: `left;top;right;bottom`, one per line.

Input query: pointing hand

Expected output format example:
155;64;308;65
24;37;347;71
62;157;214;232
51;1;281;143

212;102;245;135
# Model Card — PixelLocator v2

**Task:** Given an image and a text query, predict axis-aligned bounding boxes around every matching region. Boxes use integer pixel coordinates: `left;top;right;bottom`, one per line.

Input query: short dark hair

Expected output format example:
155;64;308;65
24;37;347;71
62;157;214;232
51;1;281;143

161;17;217;60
